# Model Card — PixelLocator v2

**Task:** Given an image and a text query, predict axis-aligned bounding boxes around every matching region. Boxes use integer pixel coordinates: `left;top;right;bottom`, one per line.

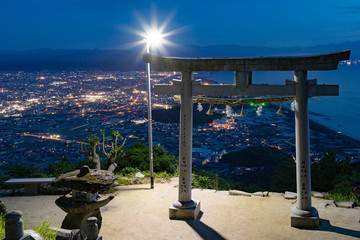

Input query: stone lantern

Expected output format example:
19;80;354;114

52;166;115;238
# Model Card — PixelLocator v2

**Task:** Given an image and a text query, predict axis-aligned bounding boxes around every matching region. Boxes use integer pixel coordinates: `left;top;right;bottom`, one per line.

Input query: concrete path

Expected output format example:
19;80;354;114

1;179;360;240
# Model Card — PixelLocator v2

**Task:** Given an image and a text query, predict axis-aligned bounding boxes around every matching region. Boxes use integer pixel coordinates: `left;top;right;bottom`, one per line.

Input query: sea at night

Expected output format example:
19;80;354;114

204;62;360;141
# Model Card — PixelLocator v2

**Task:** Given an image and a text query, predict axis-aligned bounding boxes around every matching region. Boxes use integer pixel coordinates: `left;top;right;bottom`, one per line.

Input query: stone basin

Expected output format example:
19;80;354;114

56;194;114;214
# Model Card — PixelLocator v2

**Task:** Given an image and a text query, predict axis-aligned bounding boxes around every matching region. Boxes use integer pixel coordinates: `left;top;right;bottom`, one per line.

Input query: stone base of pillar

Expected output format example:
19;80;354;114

169;200;200;220
290;206;320;228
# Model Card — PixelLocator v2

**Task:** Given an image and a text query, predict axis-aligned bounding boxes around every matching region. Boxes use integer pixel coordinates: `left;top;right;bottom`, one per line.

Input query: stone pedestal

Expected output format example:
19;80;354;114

291;206;320;228
169;200;200;220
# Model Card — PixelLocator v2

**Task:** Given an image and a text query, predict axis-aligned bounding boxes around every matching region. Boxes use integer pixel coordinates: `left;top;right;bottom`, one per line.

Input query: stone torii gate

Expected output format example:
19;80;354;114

143;50;350;228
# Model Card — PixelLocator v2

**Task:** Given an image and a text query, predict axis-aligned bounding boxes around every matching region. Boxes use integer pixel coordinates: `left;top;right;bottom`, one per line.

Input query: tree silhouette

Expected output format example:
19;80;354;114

80;135;101;170
101;130;126;173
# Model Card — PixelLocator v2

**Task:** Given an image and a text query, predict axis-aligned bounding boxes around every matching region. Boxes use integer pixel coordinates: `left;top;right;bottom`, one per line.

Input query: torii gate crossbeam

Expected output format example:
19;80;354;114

143;50;350;228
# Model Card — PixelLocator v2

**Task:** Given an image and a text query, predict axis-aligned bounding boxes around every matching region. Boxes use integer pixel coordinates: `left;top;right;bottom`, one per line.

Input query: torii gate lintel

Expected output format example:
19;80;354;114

144;50;350;227
154;78;339;97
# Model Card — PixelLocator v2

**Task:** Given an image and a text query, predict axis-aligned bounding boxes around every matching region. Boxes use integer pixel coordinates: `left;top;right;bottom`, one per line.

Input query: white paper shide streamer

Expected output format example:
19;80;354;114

291;101;295;111
256;104;263;116
197;103;203;112
225;105;232;117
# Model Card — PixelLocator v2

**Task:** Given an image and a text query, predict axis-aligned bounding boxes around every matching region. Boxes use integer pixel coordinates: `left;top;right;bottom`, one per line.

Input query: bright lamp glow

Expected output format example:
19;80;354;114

146;30;163;47
123;10;188;56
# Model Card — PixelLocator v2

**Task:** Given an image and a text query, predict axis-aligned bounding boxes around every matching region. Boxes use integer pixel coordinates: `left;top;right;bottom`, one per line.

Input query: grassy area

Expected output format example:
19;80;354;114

32;221;57;240
192;169;231;190
115;170;176;186
140;170;177;179
326;192;359;204
324;180;360;204
117;178;132;185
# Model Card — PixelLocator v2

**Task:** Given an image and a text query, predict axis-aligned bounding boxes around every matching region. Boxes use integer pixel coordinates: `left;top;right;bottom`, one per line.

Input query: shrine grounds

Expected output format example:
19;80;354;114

1;178;360;240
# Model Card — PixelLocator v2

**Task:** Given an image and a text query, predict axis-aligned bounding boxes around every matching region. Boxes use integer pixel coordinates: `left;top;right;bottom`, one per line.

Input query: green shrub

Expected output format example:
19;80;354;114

327;180;359;204
0;214;5;239
119;167;139;176
117;142;177;173
192;169;231;190
0;175;9;189
2;164;47;178
271;159;296;192
100;185;116;194
140;171;174;179
33;221;57;240
312;151;351;192
0;202;6;216
45;158;78;177
46;159;95;177
192;172;212;189
327;192;358;203
117;178;132;185
154;171;173;179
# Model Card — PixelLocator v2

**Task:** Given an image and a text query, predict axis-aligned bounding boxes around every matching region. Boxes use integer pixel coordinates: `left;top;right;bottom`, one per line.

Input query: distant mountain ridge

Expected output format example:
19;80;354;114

0;41;358;71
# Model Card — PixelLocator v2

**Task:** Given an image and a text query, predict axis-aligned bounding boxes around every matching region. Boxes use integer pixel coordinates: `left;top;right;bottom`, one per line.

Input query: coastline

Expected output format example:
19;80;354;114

309;116;360;143
282;103;360;146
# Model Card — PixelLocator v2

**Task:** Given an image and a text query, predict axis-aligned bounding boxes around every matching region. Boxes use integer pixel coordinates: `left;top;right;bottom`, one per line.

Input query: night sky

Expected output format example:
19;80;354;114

1;0;360;50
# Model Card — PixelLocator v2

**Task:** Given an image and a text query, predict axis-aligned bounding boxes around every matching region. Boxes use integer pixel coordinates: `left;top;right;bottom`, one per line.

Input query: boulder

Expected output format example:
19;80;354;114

78;165;90;177
313;192;325;199
252;191;268;197
229;190;251;197
284;191;297;199
216;191;229;196
50;227;81;240
131;179;139;185
135;172;145;178
335;201;356;208
270;192;284;197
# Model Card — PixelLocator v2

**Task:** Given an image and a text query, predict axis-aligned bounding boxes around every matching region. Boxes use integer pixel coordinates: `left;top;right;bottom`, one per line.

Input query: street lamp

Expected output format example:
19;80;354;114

145;30;163;189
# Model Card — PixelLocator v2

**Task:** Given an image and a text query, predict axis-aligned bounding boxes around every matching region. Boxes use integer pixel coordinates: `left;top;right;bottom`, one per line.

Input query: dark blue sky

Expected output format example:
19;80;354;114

1;0;360;50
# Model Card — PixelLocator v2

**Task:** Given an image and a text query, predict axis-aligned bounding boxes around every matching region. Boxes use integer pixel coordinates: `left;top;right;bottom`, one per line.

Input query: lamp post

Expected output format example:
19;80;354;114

145;31;163;189
145;40;154;189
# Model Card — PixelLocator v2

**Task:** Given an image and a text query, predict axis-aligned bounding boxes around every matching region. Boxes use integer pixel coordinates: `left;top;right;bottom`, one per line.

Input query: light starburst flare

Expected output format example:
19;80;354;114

123;10;187;56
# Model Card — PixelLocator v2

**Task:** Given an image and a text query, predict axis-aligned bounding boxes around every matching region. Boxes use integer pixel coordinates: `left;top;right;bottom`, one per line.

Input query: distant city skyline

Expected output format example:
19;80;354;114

1;0;360;50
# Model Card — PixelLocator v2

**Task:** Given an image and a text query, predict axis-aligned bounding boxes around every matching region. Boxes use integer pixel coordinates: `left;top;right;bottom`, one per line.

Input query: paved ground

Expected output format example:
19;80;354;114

1;178;360;240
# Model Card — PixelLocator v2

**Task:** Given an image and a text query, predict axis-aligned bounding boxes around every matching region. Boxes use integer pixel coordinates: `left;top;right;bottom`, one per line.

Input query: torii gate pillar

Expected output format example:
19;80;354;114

169;71;200;220
291;70;319;227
